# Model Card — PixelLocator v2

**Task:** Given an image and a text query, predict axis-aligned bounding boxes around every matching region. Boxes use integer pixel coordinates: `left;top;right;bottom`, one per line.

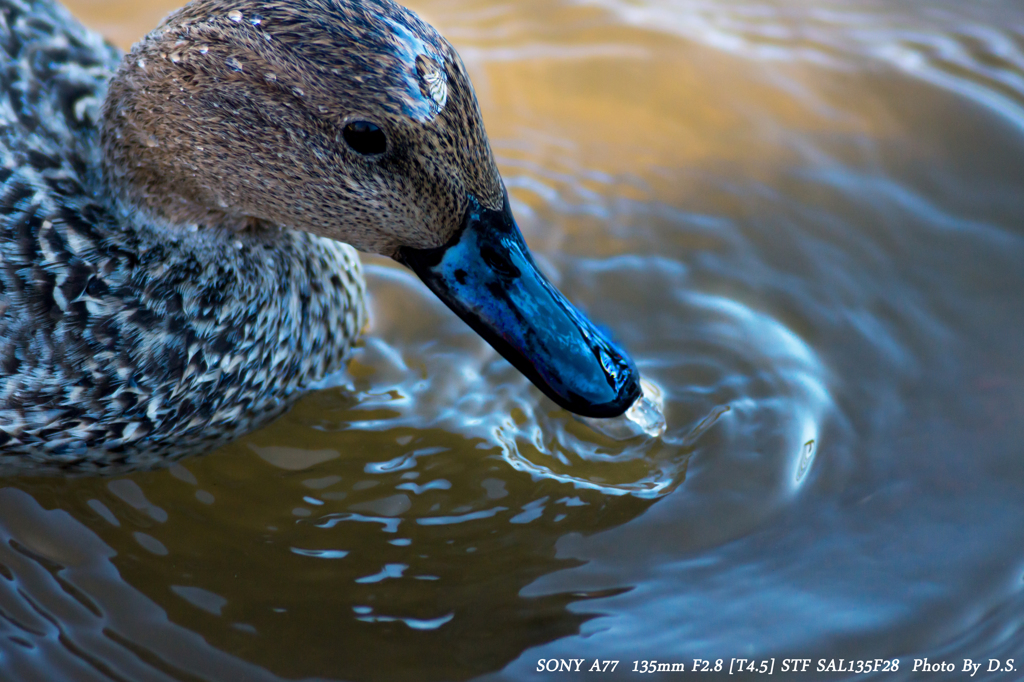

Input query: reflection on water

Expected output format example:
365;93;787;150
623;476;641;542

582;0;1024;129
4;0;1024;679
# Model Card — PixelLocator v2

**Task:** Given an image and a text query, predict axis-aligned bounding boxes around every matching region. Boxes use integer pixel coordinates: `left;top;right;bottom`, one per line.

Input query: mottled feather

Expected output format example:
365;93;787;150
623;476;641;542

0;0;370;473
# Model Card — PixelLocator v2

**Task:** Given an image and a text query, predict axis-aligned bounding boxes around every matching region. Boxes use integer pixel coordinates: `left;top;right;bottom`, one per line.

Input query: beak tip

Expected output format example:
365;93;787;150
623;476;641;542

565;350;642;419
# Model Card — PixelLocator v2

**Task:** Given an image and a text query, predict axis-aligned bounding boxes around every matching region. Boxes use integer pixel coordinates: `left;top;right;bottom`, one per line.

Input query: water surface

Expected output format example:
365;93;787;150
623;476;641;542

3;0;1024;679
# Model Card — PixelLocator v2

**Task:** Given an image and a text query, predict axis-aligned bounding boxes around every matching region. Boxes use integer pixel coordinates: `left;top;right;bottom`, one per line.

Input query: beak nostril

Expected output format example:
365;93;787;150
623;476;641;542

479;244;520;279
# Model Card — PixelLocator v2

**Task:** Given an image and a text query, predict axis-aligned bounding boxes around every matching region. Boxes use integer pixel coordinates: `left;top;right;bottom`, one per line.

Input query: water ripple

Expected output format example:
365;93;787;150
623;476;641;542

311;257;833;501
579;0;1024;129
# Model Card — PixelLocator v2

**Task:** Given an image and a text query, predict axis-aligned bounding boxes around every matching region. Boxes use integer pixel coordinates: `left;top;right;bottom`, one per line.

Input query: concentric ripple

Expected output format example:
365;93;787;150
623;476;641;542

308;257;832;499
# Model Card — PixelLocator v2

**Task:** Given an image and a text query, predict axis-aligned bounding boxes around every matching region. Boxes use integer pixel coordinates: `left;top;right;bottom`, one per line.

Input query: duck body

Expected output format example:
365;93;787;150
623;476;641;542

0;0;364;472
0;0;640;474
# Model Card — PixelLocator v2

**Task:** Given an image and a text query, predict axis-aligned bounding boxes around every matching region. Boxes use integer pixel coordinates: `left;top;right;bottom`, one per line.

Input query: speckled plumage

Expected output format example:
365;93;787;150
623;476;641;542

0;0;506;473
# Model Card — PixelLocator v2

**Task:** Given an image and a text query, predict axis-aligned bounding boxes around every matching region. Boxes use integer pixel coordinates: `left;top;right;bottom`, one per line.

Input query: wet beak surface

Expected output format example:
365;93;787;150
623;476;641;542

397;191;641;418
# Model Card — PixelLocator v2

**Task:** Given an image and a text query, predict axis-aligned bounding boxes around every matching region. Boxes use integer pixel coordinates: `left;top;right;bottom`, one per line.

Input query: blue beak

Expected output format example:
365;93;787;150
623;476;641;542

397;191;641;418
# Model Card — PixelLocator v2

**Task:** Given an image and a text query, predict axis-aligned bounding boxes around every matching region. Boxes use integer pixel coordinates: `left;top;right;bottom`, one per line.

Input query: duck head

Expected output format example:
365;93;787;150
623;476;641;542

100;0;641;418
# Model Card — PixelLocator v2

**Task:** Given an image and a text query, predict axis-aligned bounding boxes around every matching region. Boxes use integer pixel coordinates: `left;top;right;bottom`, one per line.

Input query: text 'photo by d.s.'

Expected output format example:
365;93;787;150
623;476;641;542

1;0;1024;680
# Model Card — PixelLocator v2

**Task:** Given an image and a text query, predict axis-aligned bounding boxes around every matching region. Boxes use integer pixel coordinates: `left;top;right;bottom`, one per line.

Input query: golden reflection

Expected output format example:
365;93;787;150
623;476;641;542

62;0;182;48
62;0;873;195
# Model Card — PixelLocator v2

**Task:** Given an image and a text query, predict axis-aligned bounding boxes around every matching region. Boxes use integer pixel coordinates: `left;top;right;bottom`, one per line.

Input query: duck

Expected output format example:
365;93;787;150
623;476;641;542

0;0;641;474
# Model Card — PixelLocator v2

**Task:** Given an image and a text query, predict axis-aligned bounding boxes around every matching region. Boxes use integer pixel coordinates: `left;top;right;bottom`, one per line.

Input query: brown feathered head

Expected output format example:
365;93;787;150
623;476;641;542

102;0;501;254
101;0;642;418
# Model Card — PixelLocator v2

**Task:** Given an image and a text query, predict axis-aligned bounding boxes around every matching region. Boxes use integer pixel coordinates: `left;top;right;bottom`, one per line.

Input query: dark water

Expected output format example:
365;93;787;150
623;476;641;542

4;0;1024;679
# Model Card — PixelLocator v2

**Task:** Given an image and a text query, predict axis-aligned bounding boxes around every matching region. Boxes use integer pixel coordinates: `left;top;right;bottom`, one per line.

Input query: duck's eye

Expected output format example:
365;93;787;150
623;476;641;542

342;121;387;156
